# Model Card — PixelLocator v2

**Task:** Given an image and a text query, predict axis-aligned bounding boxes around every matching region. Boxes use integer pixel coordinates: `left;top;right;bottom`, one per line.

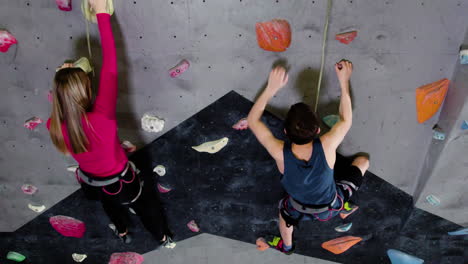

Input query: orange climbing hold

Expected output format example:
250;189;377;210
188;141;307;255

256;237;269;251
415;78;449;123
321;236;362;254
255;19;292;52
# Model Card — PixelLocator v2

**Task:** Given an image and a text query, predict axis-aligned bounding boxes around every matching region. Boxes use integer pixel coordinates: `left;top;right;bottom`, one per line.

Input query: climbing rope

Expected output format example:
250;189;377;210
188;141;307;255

83;0;95;76
315;0;332;112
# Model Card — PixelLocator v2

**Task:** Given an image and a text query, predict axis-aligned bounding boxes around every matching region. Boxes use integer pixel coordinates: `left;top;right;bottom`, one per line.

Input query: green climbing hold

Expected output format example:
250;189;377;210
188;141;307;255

267;236;282;247
7;251;26;262
322;115;340;128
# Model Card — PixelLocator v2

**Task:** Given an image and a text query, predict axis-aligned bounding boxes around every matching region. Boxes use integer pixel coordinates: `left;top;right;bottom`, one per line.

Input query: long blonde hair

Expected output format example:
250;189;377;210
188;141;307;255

50;68;93;154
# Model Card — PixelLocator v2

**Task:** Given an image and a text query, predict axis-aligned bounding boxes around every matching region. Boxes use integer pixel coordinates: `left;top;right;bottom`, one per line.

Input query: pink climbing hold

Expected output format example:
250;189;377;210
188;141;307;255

24;117;43;130
169;60;190;78
187;220;200;232
56;0;72;11
108;252;144;264
49;215;86;238
157;183;172;193
232;118;248;130
0;30;17;53
21;184;38;195
48;90;53;103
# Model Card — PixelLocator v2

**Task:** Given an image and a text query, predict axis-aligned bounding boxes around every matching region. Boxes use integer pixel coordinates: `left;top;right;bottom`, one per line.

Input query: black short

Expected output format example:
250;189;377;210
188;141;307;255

334;165;363;202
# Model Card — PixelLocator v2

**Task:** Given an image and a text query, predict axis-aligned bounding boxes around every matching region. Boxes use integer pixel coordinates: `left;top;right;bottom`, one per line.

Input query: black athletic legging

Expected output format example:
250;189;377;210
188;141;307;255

80;165;170;241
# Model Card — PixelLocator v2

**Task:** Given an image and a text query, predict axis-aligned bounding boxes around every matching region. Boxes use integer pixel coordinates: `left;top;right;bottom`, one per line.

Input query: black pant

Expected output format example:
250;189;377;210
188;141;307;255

80;165;169;241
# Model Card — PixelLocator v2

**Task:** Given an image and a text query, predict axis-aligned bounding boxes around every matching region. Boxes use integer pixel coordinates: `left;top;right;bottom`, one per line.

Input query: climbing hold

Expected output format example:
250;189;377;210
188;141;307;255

56;0;72;11
153;165;166;176
121;141;136;153
0;30;17;53
322;115;340;128
187;220;200;232
169;59;190;78
461;120;468;130
426;194;440;206
108;252;144;264
6;251;26;262
28;204;46;213
256;237;269;251
73;57;93;74
387;249;424;264
24;117;43;130
81;0;114;23
49;215;86;238
335;223;352;232
335;31;358;45
192;137;229;154
141;113;164;133
340;202;359;219
48;90;53;103
416;78;449;123
255;19;292;52
460;49;468;64
432;125;445;140
67;165;79;172
232;118;249;130
447;227;468;236
321;236;363;254
157;183;172;193
21;184;38;195
128;207;136;215
72;253;87;262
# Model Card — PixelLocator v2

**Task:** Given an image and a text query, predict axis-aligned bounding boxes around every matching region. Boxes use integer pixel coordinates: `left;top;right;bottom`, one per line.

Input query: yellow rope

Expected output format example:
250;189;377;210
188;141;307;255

315;0;332;112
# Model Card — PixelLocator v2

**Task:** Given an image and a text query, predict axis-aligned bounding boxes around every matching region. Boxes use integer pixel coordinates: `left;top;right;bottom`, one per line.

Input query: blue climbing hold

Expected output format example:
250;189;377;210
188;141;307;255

447;227;468;236
335;222;353;232
432;130;445;140
460;50;468;65
461;120;468;130
387;249;424;264
322;115;340;128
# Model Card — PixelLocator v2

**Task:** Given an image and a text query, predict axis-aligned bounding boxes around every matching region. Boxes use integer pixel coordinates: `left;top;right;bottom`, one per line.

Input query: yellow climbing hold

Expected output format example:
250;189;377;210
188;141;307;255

192;137;229;154
81;0;114;23
73;57;93;74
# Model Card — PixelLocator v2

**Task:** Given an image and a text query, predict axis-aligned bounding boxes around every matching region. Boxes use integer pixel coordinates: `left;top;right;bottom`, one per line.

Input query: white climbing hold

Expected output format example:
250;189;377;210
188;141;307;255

187;220;200;232
72;253;87;262
67;165;79;173
334;223;352;232
81;0;114;23
141;113;165;133
153;165;166;176
157;183;172;193
73;57;93;73
24;117;43;130
21;184;38;195
129;207;136;215
192;137;229;154
28;204;46;213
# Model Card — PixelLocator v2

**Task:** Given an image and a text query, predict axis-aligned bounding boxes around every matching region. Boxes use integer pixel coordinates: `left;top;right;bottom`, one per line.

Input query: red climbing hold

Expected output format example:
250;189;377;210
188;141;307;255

335;31;357;45
157;183;172;193
0;30;17;53
108;252;144;264
24;117;43;130
256;19;292;52
49;215;86;238
56;0;72;11
416;78;449;123
169;60;190;78
232;118;248;130
321;236;362;254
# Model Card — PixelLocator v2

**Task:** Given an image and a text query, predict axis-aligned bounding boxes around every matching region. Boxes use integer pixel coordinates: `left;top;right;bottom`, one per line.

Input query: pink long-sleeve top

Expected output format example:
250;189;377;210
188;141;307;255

47;13;127;177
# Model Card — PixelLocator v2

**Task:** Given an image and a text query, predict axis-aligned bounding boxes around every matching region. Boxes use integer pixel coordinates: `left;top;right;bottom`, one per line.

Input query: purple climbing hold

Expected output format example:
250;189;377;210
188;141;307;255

387;249;424;264
49;215;86;238
108;252;144;264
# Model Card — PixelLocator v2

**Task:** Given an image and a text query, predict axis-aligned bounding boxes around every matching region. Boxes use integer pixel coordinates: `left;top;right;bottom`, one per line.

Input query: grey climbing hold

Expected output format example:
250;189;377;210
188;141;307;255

425;194;440;206
335;222;352;232
387;249;424;264
322;115;340;128
447;227;468;236
7;251;26;262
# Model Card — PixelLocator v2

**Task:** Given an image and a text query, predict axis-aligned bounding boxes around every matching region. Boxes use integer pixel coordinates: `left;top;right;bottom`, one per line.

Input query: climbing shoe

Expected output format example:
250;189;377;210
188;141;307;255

161;235;176;249
267;236;295;255
108;223;132;244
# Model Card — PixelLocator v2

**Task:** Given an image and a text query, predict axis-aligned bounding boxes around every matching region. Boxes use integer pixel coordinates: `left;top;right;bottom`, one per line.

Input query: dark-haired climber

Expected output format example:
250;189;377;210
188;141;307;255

247;61;369;254
47;0;174;248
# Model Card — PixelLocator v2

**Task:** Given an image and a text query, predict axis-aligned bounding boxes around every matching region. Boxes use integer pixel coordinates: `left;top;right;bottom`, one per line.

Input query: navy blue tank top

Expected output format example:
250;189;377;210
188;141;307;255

280;138;336;205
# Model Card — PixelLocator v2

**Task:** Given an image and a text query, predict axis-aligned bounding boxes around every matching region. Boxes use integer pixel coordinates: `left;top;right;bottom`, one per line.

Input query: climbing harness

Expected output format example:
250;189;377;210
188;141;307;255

314;0;332;112
283;192;344;223
76;161;143;204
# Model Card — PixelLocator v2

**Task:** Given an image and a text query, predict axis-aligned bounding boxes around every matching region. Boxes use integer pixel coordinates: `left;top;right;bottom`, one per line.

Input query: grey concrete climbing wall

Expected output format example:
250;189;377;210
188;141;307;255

413;30;468;226
0;0;467;231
